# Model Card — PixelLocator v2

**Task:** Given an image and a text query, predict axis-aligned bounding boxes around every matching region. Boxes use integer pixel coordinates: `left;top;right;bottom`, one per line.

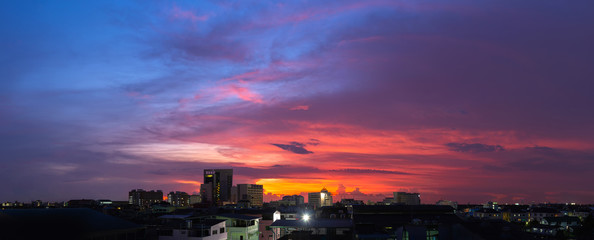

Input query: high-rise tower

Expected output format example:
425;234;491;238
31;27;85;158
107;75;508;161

202;169;233;205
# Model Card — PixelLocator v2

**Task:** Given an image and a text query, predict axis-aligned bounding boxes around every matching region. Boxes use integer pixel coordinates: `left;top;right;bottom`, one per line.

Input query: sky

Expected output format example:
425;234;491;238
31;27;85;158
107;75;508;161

1;0;594;204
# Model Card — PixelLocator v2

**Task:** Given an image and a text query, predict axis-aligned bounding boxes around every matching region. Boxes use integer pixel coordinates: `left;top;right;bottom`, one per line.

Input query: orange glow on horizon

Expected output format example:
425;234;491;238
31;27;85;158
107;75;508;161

257;178;340;195
256;177;400;196
176;180;202;186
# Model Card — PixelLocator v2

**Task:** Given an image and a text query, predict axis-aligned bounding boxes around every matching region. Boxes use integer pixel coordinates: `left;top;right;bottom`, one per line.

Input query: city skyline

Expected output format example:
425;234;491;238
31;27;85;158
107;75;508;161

2;1;594;204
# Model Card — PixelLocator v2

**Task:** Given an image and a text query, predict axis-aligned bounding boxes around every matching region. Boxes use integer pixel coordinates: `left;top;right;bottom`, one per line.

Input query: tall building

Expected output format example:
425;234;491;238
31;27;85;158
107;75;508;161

200;183;213;204
237;184;264;207
203;169;233;205
230;186;238;204
308;187;333;208
394;192;421;205
308;192;321;208
128;189;163;208
321;187;333;207
167;191;190;207
282;195;305;205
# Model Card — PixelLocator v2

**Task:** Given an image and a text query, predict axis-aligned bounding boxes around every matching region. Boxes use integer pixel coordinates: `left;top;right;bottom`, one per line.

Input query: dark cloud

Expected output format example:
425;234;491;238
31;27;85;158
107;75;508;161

289;141;306;148
234;165;415;179
271;142;313;154
525;146;555;153
476;147;594;175
445;143;505;153
307;139;320;146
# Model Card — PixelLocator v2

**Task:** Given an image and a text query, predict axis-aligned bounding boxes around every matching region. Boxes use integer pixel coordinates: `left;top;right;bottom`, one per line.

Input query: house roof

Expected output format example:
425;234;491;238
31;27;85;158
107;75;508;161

159;214;193;219
270;219;353;228
193;219;227;227
543;216;580;223
353;205;455;214
475;208;500;213
217;213;261;220
530;207;559;213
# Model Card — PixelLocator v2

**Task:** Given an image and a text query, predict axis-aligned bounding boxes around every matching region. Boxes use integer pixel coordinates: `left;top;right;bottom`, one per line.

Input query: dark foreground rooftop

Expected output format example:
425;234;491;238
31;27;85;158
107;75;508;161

0;208;144;240
271;219;353;228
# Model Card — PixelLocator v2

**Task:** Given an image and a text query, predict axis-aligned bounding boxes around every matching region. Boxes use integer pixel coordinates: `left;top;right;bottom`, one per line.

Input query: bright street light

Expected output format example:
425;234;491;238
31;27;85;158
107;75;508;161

303;214;310;222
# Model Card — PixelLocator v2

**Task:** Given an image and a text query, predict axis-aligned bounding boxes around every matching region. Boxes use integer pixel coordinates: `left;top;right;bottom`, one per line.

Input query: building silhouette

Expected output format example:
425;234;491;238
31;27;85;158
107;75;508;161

309;187;333;208
237;184;263;207
167;191;190;207
128;189;163;208
202;169;233;205
282;195;305;206
394;192;421;205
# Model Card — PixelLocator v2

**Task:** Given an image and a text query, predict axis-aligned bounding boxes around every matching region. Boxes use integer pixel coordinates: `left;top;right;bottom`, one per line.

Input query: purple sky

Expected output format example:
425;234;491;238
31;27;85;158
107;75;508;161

1;0;594;204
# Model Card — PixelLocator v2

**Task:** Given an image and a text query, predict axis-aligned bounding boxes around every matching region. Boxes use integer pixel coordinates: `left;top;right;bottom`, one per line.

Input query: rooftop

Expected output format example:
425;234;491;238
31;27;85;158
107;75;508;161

271;219;353;228
217;213;262;220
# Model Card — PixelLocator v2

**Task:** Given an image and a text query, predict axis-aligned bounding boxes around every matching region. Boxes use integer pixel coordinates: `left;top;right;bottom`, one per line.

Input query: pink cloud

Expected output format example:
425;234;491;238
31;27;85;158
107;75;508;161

229;85;263;103
171;6;210;22
290;105;309;111
221;69;292;83
203;84;263;104
127;91;151;100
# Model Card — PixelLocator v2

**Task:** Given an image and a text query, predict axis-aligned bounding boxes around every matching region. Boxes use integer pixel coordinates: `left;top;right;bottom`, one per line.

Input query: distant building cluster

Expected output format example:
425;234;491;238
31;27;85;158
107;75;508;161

129;189;163;208
2;170;594;239
308;187;334;209
199;169;264;208
124;169;265;210
167;191;190;207
379;191;421;205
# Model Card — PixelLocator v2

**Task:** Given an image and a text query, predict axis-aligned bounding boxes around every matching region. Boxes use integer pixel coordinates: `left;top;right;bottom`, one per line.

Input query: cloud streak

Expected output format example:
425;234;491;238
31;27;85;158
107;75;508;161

445;143;505;153
271;142;314;154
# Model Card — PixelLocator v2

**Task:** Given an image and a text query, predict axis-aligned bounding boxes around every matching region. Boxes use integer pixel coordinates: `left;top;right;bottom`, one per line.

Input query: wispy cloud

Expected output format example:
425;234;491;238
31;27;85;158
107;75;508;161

445;143;505;153
171;5;210;22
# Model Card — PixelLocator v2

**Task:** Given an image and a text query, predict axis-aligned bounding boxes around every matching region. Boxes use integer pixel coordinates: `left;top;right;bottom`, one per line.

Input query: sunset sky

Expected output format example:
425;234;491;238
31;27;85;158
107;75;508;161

2;0;594;204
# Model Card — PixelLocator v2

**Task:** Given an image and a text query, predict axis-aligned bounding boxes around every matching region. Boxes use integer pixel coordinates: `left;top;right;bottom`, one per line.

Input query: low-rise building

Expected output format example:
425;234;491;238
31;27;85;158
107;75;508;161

393;192;421;205
281;195;304;206
541;216;580;227
168;191;190;207
503;209;529;223
259;211;281;240
436;200;458;209
352;205;479;239
215;213;261;240
529;207;560;222
280;212;299;220
190;194;202;205
473;208;503;220
270;219;352;239
158;215;227;240
268;200;296;207
129;189;163;209
569;208;592;220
